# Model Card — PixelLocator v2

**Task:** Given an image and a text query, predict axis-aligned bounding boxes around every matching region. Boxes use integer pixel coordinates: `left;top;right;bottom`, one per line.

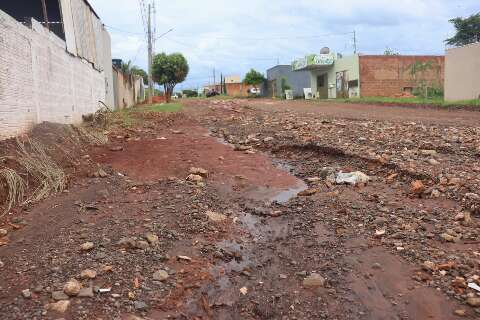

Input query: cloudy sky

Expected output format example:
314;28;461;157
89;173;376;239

88;0;479;90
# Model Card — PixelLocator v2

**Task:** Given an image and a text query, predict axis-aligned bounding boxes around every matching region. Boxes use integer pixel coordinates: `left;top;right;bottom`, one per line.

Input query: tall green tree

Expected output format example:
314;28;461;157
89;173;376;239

131;66;148;84
121;60;132;75
243;69;266;88
152;53;189;102
445;12;480;46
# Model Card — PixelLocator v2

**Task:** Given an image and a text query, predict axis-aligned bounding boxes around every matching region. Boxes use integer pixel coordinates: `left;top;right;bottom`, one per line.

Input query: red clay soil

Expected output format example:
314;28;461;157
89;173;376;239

91;119;301;201
0;102;478;319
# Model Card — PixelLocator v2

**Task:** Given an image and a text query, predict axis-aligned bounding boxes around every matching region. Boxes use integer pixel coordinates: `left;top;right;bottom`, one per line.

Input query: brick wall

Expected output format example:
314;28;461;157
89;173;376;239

225;83;261;97
359;55;444;97
0;10;107;140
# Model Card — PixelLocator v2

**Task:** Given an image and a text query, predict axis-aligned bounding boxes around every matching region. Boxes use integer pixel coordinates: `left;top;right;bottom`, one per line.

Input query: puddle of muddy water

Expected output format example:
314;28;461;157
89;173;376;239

270;181;308;203
208;131;309;204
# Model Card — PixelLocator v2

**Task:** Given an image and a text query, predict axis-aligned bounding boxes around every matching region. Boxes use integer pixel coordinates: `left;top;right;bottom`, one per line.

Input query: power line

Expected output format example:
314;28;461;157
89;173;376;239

104;24;144;36
172;31;354;41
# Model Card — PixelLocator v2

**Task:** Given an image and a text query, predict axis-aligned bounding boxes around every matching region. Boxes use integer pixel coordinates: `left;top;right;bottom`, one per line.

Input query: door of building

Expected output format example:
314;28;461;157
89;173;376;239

336;71;348;98
316;74;328;98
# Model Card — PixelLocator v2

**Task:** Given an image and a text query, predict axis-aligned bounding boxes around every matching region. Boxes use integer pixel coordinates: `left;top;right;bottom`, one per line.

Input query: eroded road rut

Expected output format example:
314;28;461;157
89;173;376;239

0;99;479;319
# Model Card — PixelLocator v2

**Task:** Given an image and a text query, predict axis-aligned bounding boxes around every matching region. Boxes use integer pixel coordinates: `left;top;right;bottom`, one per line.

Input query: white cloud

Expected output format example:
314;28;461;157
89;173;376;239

88;0;479;89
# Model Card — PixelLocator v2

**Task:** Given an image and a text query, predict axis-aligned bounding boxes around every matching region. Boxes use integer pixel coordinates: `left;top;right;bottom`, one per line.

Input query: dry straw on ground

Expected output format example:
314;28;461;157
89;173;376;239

0;124;107;216
0;167;25;217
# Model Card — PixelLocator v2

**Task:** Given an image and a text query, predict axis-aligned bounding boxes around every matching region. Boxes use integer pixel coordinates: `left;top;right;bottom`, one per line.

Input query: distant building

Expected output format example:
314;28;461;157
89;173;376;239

266;65;310;98
225;75;241;84
292;50;444;99
445;42;480;101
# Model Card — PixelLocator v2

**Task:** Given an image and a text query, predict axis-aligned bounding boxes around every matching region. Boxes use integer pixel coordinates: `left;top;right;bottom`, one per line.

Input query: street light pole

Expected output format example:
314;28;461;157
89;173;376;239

147;4;153;104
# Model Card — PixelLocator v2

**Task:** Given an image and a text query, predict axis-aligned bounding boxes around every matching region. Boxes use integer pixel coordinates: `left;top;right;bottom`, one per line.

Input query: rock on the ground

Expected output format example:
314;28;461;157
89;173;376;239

189;167;208;177
466;297;480;307
145;232;159;245
134;300;148;310
80;269;97;279
186;174;203;182
411;180;425;194
21;289;31;299
335;171;369;185
118;237;137;249
46;300;70;313
135;240;150;250
152;270;169;281
205;210;227;222
63;279;82;296
298;189;318;196
303;273;325;288
52;291;69;301
78;287;94;298
0;228;8;237
80;242;94;251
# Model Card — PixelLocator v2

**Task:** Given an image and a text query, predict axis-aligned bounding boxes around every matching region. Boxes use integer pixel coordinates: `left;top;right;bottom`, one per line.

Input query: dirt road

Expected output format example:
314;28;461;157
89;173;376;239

0;99;479;319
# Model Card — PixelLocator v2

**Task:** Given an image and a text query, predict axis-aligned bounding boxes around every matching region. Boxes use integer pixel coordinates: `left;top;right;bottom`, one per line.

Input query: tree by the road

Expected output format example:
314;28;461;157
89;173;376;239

152;53;189;102
445;12;480;46
243;69;265;88
131;66;148;84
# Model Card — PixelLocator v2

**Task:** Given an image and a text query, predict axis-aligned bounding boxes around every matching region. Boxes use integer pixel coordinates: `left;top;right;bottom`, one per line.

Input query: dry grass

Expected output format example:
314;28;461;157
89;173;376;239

0;167;25;217
15;138;66;204
0;124;107;215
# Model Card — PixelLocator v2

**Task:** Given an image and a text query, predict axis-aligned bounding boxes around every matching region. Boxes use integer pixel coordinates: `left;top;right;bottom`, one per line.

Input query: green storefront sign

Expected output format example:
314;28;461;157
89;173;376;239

292;53;335;71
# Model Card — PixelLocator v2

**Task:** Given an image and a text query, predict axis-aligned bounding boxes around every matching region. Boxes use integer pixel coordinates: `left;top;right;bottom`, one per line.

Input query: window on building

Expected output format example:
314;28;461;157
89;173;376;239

0;0;65;40
348;79;359;88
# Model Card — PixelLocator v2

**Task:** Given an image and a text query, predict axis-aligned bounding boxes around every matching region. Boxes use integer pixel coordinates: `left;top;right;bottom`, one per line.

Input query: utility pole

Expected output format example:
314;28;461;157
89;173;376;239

147;4;153;104
40;0;50;30
220;72;223;94
353;30;357;54
213;67;216;90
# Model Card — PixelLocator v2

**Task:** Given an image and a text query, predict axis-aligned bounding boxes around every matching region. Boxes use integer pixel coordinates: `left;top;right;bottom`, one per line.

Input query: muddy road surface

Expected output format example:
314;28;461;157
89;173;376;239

0;99;479;319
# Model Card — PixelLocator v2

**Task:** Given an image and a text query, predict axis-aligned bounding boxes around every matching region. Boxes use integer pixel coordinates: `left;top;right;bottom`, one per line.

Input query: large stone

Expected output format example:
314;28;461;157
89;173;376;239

78;287;94;298
63;279;82;296
303;273;325;288
466;297;480;307
80;269;97;279
411;180;425;194
134;300;148;310
80;242;94;251
152;270;169;281
135;240;150;250
298;189;318;197
205;210;227;222
52;291;69;301
186;174;203;182
21;289;32;299
145;233;159;245
118;237;137;249
47;300;70;313
189;167;208;177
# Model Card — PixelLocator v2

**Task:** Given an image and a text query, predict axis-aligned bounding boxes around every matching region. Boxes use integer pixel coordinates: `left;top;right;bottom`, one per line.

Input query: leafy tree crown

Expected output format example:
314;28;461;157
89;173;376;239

446;12;480;46
243;69;266;86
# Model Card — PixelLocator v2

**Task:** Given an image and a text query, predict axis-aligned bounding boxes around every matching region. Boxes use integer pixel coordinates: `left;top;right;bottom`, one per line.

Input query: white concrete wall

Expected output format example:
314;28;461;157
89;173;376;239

0;10;107;139
445;42;480;101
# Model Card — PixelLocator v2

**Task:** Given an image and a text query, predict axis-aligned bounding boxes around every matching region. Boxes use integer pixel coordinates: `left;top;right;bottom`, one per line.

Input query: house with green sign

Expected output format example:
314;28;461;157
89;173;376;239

292;50;444;99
